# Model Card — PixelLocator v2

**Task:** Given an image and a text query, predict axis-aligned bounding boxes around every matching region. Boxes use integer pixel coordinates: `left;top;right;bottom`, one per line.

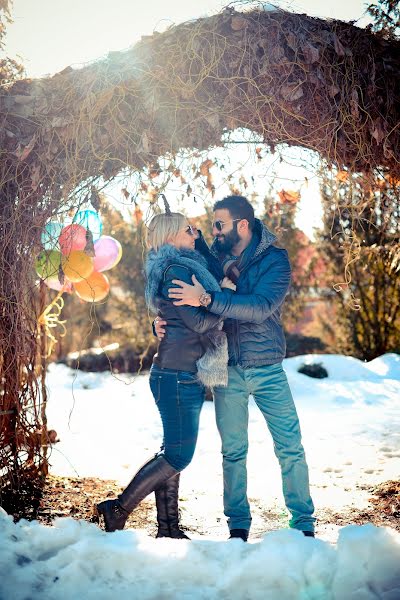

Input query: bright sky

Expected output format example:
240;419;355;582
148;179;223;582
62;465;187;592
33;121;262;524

4;0;371;77
4;0;372;237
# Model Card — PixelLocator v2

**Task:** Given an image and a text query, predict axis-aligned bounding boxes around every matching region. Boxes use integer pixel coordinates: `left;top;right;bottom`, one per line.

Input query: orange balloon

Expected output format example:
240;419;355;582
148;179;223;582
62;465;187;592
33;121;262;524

74;271;110;302
61;250;93;283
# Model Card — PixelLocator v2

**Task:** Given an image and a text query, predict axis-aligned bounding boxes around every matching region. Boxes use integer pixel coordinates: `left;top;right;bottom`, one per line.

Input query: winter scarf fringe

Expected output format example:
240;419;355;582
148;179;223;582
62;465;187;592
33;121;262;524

145;245;228;388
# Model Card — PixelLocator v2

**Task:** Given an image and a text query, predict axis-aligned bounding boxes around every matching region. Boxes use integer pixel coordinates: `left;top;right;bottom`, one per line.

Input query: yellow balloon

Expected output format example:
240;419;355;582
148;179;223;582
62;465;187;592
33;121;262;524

61;251;93;283
74;271;110;302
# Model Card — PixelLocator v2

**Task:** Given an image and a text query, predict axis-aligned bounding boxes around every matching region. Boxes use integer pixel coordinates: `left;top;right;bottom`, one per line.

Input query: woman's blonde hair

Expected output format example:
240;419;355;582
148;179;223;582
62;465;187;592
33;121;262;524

146;212;187;251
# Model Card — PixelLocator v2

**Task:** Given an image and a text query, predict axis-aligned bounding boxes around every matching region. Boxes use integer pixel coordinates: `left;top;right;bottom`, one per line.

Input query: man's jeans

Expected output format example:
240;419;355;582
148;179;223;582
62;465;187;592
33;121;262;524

149;365;205;471
214;363;315;533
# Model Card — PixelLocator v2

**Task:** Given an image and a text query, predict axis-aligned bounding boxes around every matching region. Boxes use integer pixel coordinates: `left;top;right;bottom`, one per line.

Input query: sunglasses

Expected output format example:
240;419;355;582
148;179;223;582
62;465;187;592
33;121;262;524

184;225;195;236
212;218;241;232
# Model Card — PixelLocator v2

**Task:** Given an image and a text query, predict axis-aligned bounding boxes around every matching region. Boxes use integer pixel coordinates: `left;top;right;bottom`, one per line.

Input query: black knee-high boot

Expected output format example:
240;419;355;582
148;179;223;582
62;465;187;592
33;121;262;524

96;454;178;532
155;473;190;539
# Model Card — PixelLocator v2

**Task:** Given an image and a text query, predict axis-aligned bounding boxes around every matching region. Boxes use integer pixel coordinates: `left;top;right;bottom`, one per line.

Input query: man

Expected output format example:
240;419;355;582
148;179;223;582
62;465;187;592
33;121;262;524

156;195;315;541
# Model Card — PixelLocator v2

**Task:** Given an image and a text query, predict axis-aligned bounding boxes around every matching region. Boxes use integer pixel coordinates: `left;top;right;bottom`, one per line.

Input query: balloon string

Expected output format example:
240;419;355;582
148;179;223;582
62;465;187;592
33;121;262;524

38;286;68;357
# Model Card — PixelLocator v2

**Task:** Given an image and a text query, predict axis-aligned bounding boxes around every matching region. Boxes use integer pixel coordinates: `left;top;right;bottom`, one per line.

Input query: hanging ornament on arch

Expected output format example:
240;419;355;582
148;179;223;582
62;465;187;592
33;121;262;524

37;206;122;305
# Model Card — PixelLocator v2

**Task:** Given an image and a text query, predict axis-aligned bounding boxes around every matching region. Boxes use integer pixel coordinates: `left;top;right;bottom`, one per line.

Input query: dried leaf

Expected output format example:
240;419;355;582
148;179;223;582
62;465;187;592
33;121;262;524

15;135;36;161
336;171;349;182
58;264;65;286
147;189;158;204
350;88;359;120
140;131;150;154
384;173;400;187
328;84;340;98
134;204;143;225
383;138;394;160
332;33;346;56
205;113;219;129
200;159;213;177
149;164;161;179
30;164;41;190
278;189;301;204
239;175;248;190
280;83;304;102
302;42;320;64
286;32;297;51
231;16;248;31
90;188;101;211
84;229;95;257
206;173;214;193
269;45;285;64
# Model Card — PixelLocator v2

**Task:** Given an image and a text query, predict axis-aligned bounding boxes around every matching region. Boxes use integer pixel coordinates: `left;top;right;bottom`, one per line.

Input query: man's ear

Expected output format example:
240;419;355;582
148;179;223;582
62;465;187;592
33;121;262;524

239;219;248;233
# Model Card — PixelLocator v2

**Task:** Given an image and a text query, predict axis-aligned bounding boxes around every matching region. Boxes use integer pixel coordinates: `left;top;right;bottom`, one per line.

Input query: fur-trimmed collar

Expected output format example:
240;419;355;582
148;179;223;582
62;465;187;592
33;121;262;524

144;243;228;387
145;244;221;314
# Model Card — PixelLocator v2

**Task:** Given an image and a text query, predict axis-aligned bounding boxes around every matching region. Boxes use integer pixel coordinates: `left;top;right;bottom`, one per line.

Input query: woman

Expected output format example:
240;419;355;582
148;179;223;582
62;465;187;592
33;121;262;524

95;211;230;537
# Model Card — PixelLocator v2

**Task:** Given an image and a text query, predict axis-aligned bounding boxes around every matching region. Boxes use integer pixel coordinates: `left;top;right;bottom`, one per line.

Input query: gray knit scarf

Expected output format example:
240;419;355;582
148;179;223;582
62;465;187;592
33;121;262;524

145;244;228;388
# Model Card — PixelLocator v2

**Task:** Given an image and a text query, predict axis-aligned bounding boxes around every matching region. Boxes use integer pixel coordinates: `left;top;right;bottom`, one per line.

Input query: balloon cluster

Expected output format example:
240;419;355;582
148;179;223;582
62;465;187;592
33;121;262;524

36;210;122;302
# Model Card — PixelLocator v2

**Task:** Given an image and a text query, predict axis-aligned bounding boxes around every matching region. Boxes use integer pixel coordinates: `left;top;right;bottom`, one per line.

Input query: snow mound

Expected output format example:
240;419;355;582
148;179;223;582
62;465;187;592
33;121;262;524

0;512;399;600
285;353;400;382
366;353;400;379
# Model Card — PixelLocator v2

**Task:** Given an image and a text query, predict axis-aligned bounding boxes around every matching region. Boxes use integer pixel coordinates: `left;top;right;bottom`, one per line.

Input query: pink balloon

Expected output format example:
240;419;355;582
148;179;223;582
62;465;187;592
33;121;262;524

45;277;73;293
93;236;122;272
59;224;87;255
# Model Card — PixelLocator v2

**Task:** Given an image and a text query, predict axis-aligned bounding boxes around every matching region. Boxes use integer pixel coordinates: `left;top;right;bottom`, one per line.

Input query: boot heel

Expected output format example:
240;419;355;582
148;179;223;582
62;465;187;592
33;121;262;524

91;504;100;524
155;473;190;539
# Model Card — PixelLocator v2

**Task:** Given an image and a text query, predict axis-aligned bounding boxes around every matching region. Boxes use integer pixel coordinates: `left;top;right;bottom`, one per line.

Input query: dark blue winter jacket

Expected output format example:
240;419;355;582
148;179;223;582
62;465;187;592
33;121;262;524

195;219;291;368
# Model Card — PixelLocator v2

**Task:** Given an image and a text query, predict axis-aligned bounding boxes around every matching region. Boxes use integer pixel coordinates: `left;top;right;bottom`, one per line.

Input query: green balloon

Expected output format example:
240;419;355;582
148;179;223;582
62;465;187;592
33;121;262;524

35;250;62;280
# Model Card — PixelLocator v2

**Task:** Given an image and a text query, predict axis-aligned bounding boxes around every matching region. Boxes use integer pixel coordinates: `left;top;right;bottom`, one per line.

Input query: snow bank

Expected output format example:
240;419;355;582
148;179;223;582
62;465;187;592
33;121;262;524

41;354;400;527
0;510;399;600
285;352;400;382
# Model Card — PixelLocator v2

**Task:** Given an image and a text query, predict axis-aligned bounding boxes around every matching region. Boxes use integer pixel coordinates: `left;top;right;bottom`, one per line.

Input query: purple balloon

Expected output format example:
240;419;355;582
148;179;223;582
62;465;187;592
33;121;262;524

93;236;122;272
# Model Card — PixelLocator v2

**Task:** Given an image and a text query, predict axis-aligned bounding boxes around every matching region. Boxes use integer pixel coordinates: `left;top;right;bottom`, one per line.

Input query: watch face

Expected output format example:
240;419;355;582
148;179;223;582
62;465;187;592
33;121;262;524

200;293;211;306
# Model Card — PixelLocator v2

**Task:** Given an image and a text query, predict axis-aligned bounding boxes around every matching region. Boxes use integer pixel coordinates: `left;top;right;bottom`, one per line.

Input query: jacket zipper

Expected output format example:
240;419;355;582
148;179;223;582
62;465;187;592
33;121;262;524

234;319;240;364
232;255;262;366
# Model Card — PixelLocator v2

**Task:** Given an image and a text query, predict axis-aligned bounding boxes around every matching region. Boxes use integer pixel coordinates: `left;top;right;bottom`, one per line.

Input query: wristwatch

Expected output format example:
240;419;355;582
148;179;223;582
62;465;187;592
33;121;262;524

199;291;212;307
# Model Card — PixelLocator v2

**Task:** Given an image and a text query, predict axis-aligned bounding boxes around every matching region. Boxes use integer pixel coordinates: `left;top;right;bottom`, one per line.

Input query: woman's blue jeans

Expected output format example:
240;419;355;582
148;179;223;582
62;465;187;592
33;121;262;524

213;363;315;533
149;365;205;471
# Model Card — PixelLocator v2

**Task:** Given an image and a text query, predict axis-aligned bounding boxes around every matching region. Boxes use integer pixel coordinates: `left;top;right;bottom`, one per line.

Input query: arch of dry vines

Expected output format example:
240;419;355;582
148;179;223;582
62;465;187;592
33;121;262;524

0;7;399;516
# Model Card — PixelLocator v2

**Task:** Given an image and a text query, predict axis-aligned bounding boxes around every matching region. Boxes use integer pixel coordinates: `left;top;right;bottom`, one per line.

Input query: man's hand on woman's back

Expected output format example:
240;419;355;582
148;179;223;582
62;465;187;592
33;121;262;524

221;277;236;291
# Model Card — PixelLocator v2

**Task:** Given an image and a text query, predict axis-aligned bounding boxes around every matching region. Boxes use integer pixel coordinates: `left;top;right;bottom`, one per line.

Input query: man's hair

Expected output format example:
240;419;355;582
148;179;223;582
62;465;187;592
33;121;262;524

146;212;187;251
213;195;255;230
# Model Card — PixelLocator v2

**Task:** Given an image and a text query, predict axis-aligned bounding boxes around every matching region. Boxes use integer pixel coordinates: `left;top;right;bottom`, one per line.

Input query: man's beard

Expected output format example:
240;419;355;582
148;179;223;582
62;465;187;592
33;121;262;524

214;224;240;253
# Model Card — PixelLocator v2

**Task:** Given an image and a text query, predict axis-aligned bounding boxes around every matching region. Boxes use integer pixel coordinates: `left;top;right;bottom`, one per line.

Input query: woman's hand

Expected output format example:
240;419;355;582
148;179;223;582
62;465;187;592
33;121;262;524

154;317;167;340
221;277;236;291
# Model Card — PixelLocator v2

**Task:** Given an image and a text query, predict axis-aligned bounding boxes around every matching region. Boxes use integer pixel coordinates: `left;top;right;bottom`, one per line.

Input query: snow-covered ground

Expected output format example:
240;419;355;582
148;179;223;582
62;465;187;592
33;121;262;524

1;353;399;599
